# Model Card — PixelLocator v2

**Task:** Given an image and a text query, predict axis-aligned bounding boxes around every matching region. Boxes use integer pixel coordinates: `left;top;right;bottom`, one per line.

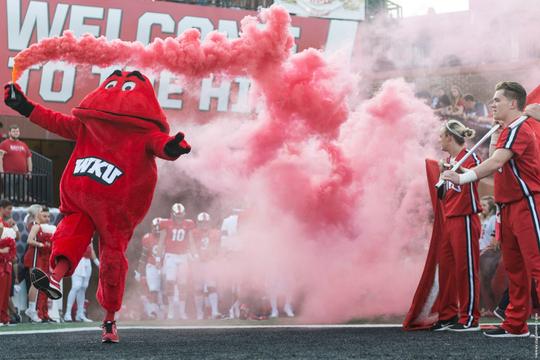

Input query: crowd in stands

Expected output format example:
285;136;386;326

417;84;490;123
418;84;492;159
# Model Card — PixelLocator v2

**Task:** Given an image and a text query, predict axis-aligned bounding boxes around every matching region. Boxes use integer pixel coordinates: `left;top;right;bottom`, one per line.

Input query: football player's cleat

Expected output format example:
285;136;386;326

102;321;119;343
41;316;55;323
31;268;62;300
24;308;42;323
284;303;295;318
76;314;93;323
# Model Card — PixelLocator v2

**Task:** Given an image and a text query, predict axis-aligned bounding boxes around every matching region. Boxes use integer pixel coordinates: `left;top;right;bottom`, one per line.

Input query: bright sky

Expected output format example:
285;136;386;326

392;0;470;17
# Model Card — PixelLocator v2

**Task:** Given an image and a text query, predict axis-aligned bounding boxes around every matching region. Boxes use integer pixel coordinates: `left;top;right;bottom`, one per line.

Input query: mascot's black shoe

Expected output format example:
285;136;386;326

31;268;62;300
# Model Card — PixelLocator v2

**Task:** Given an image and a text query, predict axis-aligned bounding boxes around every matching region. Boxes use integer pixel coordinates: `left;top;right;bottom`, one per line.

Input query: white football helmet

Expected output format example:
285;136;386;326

197;212;211;222
151;217;162;232
171;203;186;219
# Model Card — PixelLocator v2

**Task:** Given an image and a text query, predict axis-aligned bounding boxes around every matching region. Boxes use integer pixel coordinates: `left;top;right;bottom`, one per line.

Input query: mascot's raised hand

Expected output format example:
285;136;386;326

4;83;34;117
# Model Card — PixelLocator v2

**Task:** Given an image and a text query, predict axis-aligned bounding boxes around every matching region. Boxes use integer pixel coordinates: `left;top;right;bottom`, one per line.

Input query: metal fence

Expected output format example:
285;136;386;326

0;151;54;207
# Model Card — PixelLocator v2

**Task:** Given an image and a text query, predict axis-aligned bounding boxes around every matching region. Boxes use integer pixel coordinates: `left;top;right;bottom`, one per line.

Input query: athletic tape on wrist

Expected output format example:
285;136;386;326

459;170;478;185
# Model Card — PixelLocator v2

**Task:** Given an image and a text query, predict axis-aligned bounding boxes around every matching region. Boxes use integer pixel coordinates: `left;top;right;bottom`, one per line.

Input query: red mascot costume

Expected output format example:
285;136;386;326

3;70;191;343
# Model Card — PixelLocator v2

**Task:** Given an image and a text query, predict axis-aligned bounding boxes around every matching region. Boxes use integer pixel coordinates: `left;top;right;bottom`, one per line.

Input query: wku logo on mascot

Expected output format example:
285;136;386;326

3;70;191;343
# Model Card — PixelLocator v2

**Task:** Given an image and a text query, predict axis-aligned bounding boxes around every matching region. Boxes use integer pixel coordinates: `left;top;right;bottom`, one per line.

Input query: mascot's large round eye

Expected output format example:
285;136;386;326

122;81;136;91
104;80;117;89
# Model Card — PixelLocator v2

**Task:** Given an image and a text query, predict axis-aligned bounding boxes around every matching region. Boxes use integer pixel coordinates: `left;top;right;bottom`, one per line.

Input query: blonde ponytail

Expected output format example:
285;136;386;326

445;120;475;145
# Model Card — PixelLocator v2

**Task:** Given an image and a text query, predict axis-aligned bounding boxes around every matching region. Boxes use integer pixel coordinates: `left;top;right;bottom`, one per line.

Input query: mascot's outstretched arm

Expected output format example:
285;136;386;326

147;131;191;161
4;83;80;140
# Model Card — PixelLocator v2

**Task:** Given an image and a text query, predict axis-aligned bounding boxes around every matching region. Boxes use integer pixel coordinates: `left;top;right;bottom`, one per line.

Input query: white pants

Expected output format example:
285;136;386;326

163;253;189;284
66;258;92;317
72;258;92;284
146;263;161;292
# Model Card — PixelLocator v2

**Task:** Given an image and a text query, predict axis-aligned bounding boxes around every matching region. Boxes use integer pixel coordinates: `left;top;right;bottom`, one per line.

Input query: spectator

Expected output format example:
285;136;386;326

479;196;497;252
431;87;451;112
0;125;32;202
463;94;489;122
444;85;465;120
478;196;499;315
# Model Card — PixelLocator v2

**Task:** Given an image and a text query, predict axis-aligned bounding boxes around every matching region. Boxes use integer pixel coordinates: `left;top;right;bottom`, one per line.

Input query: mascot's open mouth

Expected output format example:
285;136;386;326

75;107;167;132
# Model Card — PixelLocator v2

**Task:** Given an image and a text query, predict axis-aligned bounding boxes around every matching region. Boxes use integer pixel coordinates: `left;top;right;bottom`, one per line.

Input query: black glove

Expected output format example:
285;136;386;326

164;132;191;158
3;83;34;117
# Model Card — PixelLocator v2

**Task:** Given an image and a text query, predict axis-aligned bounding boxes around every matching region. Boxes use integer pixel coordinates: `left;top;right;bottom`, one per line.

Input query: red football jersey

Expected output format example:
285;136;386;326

162;218;195;254
443;148;482;217
142;232;160;265
495;118;540;204
192;228;221;262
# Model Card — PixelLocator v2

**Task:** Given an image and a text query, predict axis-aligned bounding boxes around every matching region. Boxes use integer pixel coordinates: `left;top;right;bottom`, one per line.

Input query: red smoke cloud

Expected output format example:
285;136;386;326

12;5;293;81
169;78;439;321
13;4;443;321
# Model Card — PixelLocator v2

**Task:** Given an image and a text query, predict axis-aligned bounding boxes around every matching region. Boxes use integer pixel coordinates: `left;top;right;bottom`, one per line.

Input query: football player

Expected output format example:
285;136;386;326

192;212;222;319
64;240;99;322
158;203;195;320
136;217;163;319
220;208;243;319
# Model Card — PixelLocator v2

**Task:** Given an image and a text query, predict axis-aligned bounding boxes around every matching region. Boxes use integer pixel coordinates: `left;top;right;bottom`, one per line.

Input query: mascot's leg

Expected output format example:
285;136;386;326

95;226;132;321
95;226;132;344
50;212;96;277
93;209;139;344
32;212;95;300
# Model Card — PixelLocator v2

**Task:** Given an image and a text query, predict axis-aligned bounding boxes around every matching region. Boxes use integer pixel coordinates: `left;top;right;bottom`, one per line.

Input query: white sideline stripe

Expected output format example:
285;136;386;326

0;322;520;335
0;324;401;335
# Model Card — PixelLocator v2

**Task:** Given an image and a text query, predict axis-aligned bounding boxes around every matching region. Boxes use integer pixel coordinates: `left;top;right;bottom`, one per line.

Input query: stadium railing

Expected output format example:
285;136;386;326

0;151;54;207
